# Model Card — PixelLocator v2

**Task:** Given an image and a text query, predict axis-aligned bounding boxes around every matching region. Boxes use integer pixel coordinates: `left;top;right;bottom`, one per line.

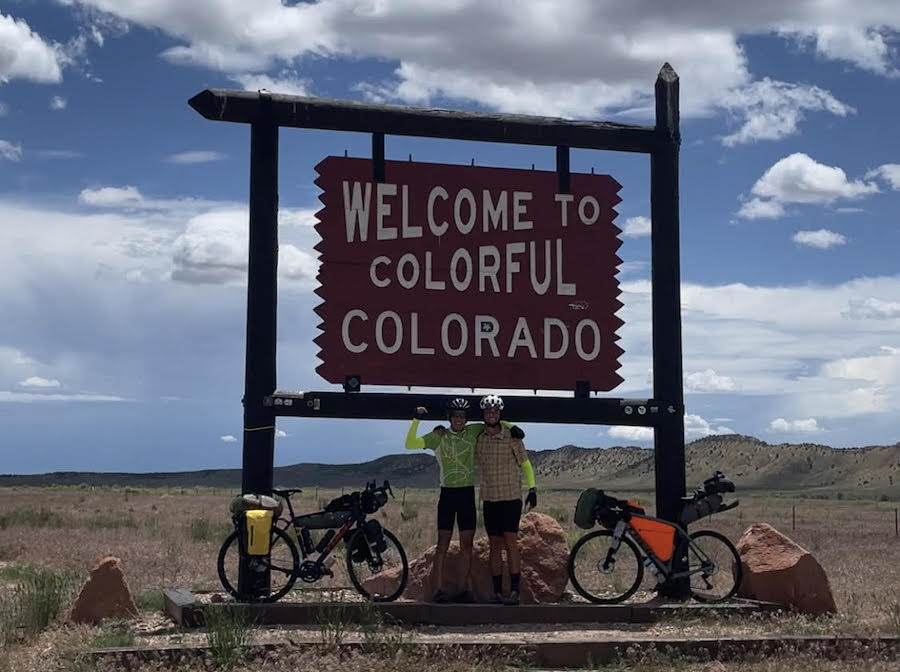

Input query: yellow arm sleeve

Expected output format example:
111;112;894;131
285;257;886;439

405;418;426;449
521;460;536;489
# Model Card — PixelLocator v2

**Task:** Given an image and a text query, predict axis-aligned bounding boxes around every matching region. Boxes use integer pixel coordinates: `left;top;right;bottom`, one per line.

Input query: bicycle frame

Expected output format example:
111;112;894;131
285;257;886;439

609;514;717;582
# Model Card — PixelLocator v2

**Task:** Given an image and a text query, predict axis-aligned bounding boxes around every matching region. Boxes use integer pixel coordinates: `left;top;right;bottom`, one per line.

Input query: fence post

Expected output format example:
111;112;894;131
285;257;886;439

792;503;796;531
402;488;407;505
895;508;898;537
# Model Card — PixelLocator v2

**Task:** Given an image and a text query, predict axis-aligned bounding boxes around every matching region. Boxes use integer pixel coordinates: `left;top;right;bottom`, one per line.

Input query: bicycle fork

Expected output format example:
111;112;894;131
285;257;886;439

601;521;628;572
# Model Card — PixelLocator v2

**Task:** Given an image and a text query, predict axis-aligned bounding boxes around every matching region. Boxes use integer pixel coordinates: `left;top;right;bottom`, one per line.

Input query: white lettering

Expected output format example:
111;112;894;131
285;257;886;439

441;313;467;356
507;317;537;358
424;251;445;290
341;309;368;353
475;315;500;357
482;190;508;232
478;245;501;292
396;253;420;289
543;318;568;359
512;191;533;230
555;193;574;227
578;195;600;226
410;312;434;354
375;182;398;240
555;239;576;295
401;185;422;238
454;188;477;234
575;319;601;360
505;242;525;294
450;248;473;291
342;181;371;243
369;256;391;288
375;311;403;354
427;186;449;236
529;240;551;295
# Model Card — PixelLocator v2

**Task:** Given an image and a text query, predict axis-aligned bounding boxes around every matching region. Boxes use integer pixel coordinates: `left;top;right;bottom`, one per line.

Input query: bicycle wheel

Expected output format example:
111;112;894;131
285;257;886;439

217;525;300;602
687;530;742;602
568;530;644;604
346;527;409;602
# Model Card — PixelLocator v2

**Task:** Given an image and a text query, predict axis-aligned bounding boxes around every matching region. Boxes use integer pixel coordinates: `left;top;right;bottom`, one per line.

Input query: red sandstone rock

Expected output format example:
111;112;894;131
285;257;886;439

364;512;569;603
736;523;836;615
69;556;138;624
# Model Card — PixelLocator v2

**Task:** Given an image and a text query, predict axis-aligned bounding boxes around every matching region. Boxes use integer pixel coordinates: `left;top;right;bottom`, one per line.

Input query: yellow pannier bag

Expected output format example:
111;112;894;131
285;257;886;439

244;509;274;556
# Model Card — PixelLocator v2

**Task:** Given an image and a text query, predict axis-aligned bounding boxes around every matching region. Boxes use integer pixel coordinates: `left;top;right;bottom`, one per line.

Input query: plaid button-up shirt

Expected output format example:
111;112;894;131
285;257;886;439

476;426;527;502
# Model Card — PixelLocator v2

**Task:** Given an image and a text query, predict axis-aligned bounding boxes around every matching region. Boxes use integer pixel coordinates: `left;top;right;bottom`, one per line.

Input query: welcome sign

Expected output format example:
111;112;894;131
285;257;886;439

313;157;625;391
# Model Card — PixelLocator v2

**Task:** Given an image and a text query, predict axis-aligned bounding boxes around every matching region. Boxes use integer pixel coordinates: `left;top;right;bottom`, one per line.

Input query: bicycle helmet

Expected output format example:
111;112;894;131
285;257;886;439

446;397;470;413
479;394;504;411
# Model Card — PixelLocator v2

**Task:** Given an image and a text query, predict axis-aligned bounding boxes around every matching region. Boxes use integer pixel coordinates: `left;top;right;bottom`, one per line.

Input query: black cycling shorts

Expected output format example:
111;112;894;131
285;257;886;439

483;499;523;537
437;486;476;532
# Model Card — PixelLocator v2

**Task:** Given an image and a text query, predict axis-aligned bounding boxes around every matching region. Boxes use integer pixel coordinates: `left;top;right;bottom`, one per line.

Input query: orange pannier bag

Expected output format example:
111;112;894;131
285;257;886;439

629;515;676;562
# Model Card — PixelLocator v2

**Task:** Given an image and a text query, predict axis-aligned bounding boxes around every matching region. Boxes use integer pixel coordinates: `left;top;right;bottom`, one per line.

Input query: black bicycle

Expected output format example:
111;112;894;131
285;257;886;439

217;480;409;602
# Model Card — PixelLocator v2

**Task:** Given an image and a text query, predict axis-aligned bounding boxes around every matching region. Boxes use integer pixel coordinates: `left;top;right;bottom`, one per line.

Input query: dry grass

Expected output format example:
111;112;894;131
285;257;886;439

0;485;898;670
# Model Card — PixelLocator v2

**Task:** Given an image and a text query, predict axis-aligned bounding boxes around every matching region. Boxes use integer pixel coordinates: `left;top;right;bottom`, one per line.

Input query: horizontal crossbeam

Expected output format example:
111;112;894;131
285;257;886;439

263;391;681;426
188;89;658;154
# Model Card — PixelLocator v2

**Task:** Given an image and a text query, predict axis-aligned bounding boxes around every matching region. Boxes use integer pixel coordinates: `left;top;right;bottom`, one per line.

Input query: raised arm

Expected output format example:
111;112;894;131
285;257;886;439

405;418;427;449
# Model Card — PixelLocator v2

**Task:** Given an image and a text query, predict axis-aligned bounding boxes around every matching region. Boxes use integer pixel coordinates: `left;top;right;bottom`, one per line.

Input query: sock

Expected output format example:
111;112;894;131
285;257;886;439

492;574;502;594
511;573;521;593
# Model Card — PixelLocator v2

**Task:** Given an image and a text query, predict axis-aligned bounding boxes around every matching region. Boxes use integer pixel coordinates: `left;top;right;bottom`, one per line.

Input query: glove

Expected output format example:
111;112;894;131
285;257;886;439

510;425;525;439
525;488;537;511
415;406;427;417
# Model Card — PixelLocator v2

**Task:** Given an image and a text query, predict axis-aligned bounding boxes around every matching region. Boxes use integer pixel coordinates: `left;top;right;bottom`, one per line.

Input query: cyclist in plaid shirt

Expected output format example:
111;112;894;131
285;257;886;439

475;394;537;605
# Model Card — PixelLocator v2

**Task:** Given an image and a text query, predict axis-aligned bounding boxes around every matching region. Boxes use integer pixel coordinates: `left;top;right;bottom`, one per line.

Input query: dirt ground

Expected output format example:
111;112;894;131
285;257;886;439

1;486;899;670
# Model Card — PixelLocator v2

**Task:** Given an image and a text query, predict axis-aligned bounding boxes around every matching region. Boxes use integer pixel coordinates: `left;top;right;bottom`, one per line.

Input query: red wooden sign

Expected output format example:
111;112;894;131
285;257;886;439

313;157;624;391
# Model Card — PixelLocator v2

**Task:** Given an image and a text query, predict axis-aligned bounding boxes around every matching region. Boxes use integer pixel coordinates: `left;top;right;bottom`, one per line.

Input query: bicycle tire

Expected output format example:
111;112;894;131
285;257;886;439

217;525;300;602
687;529;742;602
568;529;644;604
345;527;409;602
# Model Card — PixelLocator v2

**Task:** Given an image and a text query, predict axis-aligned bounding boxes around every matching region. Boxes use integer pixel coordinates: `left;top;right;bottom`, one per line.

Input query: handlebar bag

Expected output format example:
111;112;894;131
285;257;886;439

574;488;602;529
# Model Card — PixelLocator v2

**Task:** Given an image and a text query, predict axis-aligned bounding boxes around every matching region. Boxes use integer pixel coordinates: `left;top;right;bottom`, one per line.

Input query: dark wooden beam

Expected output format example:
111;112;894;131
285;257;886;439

188;89;657;154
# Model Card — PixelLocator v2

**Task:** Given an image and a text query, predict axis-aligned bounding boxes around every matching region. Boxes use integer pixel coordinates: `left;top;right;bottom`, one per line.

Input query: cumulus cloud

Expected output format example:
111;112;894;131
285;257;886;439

49;95;67;110
769;417;822;433
0;140;22;161
18;376;61;388
79;185;144;208
685;369;736;393
0;12;64;84
608;425;653;442
165;151;227;164
737;153;879;219
843;297;900;320
822;346;900;386
230;71;310;96
866;164;900;190
720;78;853;146
786;25;898;76
275;428;287;438
220;435;237;443
0;391;126;403
685;414;735;437
621;216;651;238
792;229;847;249
78;185;224;215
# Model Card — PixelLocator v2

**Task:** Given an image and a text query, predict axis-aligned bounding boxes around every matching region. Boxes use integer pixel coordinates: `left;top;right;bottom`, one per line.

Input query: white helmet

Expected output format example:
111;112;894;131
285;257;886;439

479;394;504;411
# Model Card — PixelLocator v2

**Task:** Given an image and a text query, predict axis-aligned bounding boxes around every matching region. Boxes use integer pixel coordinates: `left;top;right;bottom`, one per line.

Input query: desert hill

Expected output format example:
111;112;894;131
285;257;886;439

2;434;898;497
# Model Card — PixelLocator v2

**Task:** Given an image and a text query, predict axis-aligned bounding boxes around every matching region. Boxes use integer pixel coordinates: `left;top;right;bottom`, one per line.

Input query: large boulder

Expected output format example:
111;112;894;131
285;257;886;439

364;512;569;603
736;523;836;615
69;556;138;624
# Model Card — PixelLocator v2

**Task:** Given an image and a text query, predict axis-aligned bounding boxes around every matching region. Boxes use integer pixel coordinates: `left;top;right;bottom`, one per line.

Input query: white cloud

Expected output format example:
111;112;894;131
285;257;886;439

230;71;309;97
685;414;735;437
769;417;822;433
720;78;853;146
79;185;144;207
0;391;126;403
792;229;847;249
843;297;900;320
18;376;61;388
275;428;287;438
36;149;82;160
787;25;897;76
608;425;653;442
685;369;735;393
0;140;22;161
78;185;225;215
220;435;237;443
165;151;227;164
0;12;64;84
738;153;879;219
621;216;651;238
49;95;67;110
866;164;900;190
822;346;900;386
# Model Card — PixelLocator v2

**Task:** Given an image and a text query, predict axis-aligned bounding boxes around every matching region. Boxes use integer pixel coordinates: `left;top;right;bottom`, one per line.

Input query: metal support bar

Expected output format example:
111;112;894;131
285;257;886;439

265;391;677;427
372;132;385;182
189;89;657;154
556;145;570;193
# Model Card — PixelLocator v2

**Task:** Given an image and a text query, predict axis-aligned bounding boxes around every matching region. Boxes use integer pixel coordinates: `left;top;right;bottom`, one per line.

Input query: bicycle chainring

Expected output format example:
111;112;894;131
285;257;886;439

298;560;323;583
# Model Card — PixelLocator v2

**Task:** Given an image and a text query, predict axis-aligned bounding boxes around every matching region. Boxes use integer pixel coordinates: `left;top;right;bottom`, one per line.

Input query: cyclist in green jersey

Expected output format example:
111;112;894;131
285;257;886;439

406;398;523;603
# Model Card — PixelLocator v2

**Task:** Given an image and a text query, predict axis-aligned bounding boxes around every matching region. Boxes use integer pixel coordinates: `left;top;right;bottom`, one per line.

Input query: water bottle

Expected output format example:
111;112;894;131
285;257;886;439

300;528;314;554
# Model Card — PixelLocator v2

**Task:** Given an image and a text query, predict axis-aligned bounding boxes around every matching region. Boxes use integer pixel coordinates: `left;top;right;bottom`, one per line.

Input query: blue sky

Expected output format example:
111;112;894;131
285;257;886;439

2;1;900;474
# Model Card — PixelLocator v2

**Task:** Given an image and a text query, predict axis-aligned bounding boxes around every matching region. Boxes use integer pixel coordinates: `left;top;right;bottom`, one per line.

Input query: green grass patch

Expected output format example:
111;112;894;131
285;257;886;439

92;620;135;648
0;566;81;644
189;517;233;542
205;605;252;670
134;590;166;613
0;508;70;529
